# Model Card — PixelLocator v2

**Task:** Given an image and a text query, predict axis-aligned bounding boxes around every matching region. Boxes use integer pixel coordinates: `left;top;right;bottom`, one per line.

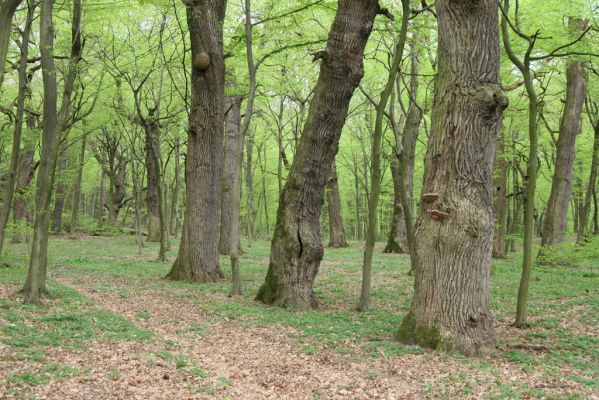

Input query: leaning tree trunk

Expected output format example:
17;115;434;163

326;161;349;248
541;42;587;248
493;128;509;258
145;123;161;242
166;0;226;282
0;0;22;91
577;112;599;245
396;0;507;355
24;0;81;303
255;0;386;309
0;1;33;257
219;95;243;255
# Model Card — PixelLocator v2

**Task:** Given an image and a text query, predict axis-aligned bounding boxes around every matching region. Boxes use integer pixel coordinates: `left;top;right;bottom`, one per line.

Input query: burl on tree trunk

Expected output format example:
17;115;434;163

255;0;387;309
166;0;226;283
396;0;507;355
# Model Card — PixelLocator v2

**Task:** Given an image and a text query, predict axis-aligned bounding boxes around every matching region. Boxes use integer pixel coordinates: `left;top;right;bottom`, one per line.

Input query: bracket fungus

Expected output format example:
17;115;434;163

422;192;440;203
427;209;450;221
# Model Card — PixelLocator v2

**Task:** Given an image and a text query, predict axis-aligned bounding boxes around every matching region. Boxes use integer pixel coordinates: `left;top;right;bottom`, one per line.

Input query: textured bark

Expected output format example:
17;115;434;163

145;122;161;242
12;135;38;243
0;0;22;91
0;2;33;256
577;115;599;245
255;0;382;309
166;0;226;282
326;161;348;248
397;0;506;354
219;95;243;255
541;42;587;247
493;129;509;258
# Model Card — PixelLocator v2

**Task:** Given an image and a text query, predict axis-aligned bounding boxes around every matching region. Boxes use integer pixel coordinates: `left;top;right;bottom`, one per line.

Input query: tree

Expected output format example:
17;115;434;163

577;97;599;245
358;0;410;311
0;0;22;91
23;0;82;303
166;0;227;282
541;18;588;249
0;0;34;258
396;0;507;354
255;0;392;309
326;161;348;248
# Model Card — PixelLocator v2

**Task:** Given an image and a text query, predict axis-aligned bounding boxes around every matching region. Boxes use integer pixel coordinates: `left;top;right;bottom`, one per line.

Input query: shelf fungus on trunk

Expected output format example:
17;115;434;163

427;209;449;221
193;52;210;73
422;192;440;203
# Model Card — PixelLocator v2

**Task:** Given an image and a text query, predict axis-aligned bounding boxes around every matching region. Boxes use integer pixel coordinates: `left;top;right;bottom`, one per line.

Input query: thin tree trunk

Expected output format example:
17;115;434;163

0;0;22;91
397;0;506;354
169;137;181;237
245;129;254;247
577;113;599;244
219;95;243;255
166;0;226;282
0;2;34;257
70;135;86;233
145;124;161;242
358;0;410;311
541;29;587;247
326;161;348;248
23;0;82;304
493;129;509;258
12;138;37;243
255;0;386;309
52;149;68;233
353;157;362;241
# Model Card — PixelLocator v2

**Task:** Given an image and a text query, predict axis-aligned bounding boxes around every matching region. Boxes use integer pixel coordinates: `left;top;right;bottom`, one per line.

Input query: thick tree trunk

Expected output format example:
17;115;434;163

52;149;68;233
493;129;509;258
255;0;383;309
145;123;161;242
219;95;243;255
0;0;22;91
397;0;506;354
541;49;587;247
70;135;86;233
326;161;348;248
384;156;408;253
0;2;33;256
577;116;599;244
166;0;226;282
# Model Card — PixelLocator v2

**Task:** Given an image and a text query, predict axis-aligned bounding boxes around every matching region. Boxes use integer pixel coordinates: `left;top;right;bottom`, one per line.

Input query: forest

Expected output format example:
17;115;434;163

0;0;598;398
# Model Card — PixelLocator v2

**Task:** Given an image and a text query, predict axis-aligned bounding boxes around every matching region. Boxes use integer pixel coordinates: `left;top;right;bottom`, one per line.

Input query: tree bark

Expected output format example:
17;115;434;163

245;129;254;247
0;2;34;257
12;138;37;244
219;95;243;255
145;122;161;242
397;0;506;354
70;135;86;233
577;110;599;245
52;149;68;233
0;0;22;91
326;161;348;248
255;0;383;309
541;30;587;248
169;137;181;237
23;0;82;304
358;0;410;311
493;129;509;258
166;0;226;282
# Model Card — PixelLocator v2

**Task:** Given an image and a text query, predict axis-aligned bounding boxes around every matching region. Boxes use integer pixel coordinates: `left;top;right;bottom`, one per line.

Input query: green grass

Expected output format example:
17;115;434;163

1;234;598;397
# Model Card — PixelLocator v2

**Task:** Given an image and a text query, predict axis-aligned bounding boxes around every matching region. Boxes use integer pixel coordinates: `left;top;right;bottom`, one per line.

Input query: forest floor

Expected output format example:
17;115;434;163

0;235;598;399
